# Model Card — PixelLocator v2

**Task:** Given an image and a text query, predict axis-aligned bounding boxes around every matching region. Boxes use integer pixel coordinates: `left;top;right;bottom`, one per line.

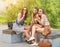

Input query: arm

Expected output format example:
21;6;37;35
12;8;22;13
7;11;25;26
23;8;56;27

37;15;44;26
32;13;34;22
31;14;35;24
31;14;38;24
17;13;25;23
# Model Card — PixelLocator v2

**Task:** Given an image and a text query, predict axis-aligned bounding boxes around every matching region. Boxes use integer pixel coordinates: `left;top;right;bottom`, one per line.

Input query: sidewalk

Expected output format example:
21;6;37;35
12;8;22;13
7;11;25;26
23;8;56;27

0;24;38;47
0;24;60;47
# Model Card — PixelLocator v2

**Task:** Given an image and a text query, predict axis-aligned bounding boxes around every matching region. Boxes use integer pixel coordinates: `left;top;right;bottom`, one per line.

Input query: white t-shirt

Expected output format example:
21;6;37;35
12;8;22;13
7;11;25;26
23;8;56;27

42;14;50;25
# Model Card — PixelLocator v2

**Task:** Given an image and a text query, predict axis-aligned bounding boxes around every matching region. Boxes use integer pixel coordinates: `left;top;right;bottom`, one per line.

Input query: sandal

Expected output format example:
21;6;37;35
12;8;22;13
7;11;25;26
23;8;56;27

28;37;35;44
26;40;33;44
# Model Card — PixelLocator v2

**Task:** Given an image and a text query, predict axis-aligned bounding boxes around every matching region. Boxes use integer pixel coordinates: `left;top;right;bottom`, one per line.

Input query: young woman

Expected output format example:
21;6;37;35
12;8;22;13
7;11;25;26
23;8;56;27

13;7;28;34
16;7;28;25
23;7;39;43
29;9;51;45
31;7;39;24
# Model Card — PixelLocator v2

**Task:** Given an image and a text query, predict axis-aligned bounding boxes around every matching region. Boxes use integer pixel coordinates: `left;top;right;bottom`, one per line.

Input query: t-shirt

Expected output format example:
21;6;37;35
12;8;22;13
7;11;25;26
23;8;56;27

43;14;50;25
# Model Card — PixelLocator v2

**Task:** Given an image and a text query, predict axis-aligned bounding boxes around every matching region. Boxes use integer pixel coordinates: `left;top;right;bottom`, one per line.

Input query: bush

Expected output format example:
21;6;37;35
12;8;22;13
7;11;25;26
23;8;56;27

1;0;60;28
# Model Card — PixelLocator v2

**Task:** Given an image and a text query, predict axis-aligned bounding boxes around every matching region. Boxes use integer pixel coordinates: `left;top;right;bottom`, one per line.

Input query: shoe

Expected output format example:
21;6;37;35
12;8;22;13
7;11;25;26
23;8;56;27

31;42;38;46
27;37;35;44
29;37;35;41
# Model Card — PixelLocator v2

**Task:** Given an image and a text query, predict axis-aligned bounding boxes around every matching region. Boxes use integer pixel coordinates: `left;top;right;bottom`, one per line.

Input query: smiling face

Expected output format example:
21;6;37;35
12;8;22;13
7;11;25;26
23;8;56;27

38;9;44;16
33;8;38;14
21;7;28;19
33;7;38;15
23;7;27;14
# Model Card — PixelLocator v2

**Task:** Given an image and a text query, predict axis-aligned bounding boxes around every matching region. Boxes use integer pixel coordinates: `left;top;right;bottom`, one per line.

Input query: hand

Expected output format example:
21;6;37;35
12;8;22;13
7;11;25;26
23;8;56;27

31;20;34;24
34;19;38;24
34;18;38;21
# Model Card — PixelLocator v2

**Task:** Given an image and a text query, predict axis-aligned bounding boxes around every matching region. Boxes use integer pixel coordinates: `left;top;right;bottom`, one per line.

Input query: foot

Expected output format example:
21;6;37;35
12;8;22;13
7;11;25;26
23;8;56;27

27;37;35;44
25;39;32;44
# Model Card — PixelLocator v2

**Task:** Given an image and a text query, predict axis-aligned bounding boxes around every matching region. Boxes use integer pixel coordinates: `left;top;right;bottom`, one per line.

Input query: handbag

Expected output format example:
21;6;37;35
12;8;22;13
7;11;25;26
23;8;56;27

41;25;51;38
8;22;13;29
38;39;52;47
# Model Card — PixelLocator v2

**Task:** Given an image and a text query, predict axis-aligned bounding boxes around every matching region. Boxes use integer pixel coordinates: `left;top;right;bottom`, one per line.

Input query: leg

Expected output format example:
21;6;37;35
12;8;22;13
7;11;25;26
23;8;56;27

25;24;42;45
24;25;30;30
29;24;39;45
23;25;31;40
29;24;43;42
23;30;30;40
31;24;36;37
31;24;41;38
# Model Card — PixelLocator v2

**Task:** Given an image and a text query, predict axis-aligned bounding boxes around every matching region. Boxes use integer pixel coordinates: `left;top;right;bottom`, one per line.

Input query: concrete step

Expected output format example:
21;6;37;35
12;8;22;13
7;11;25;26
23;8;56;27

0;42;38;47
0;24;60;47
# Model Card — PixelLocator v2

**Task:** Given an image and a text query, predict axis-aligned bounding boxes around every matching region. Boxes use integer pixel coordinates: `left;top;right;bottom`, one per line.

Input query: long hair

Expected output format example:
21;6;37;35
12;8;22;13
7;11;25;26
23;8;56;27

32;7;39;18
39;8;50;22
21;7;28;20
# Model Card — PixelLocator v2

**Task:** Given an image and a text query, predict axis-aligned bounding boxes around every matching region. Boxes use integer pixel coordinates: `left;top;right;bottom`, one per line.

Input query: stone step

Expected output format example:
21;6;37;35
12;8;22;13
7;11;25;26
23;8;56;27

0;42;38;47
0;24;60;47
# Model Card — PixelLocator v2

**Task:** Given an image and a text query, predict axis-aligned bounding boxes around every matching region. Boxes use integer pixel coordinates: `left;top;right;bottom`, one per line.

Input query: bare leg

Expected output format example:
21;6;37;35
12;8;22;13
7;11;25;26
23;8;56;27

23;30;30;40
34;33;38;43
23;25;31;40
29;24;38;43
31;25;36;37
30;24;42;42
31;24;42;37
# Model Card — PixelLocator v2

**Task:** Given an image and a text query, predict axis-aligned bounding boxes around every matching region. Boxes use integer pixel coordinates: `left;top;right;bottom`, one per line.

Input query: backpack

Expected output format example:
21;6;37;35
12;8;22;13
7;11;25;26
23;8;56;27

8;22;13;29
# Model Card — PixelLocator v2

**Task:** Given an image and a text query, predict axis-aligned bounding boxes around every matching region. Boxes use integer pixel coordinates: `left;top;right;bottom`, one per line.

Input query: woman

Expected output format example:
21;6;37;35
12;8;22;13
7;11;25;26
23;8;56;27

23;7;39;43
29;9;51;45
13;7;28;34
16;7;28;25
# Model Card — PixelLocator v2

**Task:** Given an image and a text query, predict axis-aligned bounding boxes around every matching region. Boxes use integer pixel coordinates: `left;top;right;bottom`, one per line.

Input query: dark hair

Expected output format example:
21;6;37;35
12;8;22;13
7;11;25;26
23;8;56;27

39;8;50;22
32;7;39;18
21;7;28;20
38;8;45;14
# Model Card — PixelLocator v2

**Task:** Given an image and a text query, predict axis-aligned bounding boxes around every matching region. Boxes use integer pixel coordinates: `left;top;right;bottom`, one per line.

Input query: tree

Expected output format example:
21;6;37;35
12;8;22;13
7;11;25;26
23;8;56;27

1;0;60;28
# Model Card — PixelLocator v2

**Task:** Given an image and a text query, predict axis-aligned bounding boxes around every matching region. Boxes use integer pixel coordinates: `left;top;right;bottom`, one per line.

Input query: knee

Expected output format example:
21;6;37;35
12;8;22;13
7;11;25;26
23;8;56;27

24;30;29;33
23;30;26;33
24;26;30;30
32;24;36;28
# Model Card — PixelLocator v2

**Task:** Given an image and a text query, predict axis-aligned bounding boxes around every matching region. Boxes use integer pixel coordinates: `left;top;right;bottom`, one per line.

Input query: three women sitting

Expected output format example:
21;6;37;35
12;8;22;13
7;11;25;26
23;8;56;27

16;7;51;45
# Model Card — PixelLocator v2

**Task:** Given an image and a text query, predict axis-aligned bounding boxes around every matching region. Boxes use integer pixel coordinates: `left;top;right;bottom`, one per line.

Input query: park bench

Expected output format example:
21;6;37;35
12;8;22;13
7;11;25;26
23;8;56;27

2;22;24;43
2;29;24;43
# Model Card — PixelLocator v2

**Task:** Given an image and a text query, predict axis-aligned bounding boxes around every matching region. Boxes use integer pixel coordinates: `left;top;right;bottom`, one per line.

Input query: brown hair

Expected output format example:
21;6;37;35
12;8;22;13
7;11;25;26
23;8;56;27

39;8;50;22
32;7;39;18
21;7;28;20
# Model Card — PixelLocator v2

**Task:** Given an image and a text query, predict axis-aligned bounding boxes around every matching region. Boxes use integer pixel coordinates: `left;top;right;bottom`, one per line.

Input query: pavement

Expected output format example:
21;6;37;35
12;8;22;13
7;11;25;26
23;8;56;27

0;24;60;47
0;24;38;47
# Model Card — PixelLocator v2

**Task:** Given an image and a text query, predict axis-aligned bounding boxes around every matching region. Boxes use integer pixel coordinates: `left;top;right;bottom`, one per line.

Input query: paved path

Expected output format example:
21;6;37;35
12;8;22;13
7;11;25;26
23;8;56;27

0;24;38;47
0;24;60;47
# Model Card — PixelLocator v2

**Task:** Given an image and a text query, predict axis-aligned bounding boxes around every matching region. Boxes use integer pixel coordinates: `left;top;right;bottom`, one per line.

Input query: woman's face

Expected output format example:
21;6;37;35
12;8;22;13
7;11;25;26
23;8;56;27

23;8;27;14
33;8;38;14
38;9;43;15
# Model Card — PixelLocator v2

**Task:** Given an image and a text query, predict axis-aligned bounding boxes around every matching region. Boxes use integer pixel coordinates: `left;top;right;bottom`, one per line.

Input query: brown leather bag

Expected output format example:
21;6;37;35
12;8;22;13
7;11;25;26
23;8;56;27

41;25;51;37
38;39;52;47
